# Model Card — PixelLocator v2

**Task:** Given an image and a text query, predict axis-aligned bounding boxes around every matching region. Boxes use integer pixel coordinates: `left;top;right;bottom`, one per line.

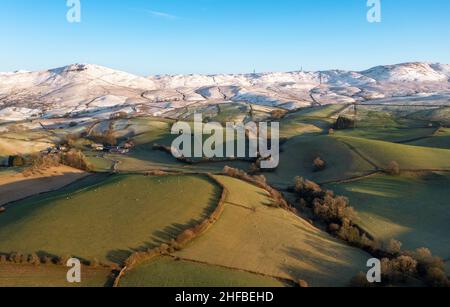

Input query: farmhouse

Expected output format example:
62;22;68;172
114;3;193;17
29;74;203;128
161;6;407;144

91;143;104;151
105;146;129;154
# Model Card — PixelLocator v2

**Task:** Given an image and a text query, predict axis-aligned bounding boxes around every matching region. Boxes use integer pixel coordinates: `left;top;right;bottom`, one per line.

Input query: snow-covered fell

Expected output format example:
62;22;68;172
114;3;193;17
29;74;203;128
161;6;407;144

0;62;449;122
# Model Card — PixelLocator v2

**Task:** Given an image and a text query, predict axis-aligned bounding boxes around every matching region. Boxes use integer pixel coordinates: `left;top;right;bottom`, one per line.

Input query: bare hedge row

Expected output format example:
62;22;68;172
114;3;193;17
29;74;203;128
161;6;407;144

19;149;92;177
0;252;105;268
222;166;294;212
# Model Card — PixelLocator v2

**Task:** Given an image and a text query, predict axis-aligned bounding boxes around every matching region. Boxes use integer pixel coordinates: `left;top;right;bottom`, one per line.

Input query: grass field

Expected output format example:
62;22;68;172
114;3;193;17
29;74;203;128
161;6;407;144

266;135;375;186
409;128;450;150
333;127;437;143
336;136;450;170
0;263;112;287
0;166;87;206
328;172;450;260
0;138;53;156
119;257;288;287
406;106;450;126
0;174;221;264
175;175;370;287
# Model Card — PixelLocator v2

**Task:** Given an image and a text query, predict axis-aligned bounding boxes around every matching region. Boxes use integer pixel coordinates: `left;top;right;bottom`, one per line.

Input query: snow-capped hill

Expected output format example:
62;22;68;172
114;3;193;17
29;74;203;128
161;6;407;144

361;62;448;82
44;63;157;90
430;63;450;78
0;62;449;122
320;70;376;87
0;64;157;94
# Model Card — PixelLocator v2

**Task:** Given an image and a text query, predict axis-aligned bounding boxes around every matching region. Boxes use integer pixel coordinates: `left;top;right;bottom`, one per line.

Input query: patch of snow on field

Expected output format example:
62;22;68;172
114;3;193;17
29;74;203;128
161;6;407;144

0;107;40;121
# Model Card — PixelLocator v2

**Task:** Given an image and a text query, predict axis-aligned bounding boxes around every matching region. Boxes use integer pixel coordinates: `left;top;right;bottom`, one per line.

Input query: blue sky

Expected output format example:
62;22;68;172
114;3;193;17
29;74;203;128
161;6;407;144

1;0;449;75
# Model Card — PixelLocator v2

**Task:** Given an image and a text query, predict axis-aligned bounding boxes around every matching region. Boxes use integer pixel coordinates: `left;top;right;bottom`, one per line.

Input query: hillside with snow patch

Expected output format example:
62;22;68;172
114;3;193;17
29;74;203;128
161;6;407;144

0;62;449;122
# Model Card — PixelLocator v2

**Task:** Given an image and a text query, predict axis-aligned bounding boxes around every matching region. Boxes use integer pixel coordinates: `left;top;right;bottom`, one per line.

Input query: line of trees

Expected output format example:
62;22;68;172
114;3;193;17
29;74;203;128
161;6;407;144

293;176;449;287
21;149;92;177
0;252;105;268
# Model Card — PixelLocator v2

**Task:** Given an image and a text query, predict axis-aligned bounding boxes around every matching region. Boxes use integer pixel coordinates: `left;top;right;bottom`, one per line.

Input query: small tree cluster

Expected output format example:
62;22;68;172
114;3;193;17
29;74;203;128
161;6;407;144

90;122;117;146
271;109;287;120
404;248;449;287
2;252;41;266
294;178;449;288
386;161;400;176
380;255;418;284
294;177;379;249
8;155;26;167
356;248;450;287
313;157;326;172
334;116;355;130
62;149;91;171
295;177;355;223
24;153;61;175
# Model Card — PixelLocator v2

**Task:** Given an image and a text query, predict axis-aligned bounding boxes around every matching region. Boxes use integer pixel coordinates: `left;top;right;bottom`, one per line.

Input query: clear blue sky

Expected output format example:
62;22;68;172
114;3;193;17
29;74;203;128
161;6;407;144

1;0;449;75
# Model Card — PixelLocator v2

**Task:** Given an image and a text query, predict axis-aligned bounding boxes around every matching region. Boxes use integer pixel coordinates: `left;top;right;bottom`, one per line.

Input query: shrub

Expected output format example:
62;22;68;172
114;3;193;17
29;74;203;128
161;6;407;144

386;239;402;255
386;161;400;175
313;157;326;172
90;122;117;146
176;229;196;246
90;258;100;268
380;256;418;284
41;256;53;265
58;255;72;266
62;149;91;171
9;252;25;264
9;155;25;167
350;272;373;287
271;109;287;120
298;280;309;288
395;256;418;275
425;267;449;287
28;253;41;266
334;116;355;130
294;176;373;249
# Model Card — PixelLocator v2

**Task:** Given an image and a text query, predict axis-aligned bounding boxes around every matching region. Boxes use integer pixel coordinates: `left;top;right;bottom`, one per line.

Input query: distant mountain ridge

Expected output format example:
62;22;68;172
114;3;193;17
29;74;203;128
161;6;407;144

0;62;449;121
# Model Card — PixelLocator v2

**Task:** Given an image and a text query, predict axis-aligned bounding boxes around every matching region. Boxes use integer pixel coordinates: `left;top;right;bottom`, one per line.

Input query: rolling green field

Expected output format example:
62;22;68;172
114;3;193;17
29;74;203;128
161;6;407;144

175;175;370;287
409;128;450;149
266;135;375;185
0;174;221;264
328;172;450;260
336;136;450;170
0;263;112;287
119;257;288;287
1;103;449;287
406;106;450;126
333;127;437;143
